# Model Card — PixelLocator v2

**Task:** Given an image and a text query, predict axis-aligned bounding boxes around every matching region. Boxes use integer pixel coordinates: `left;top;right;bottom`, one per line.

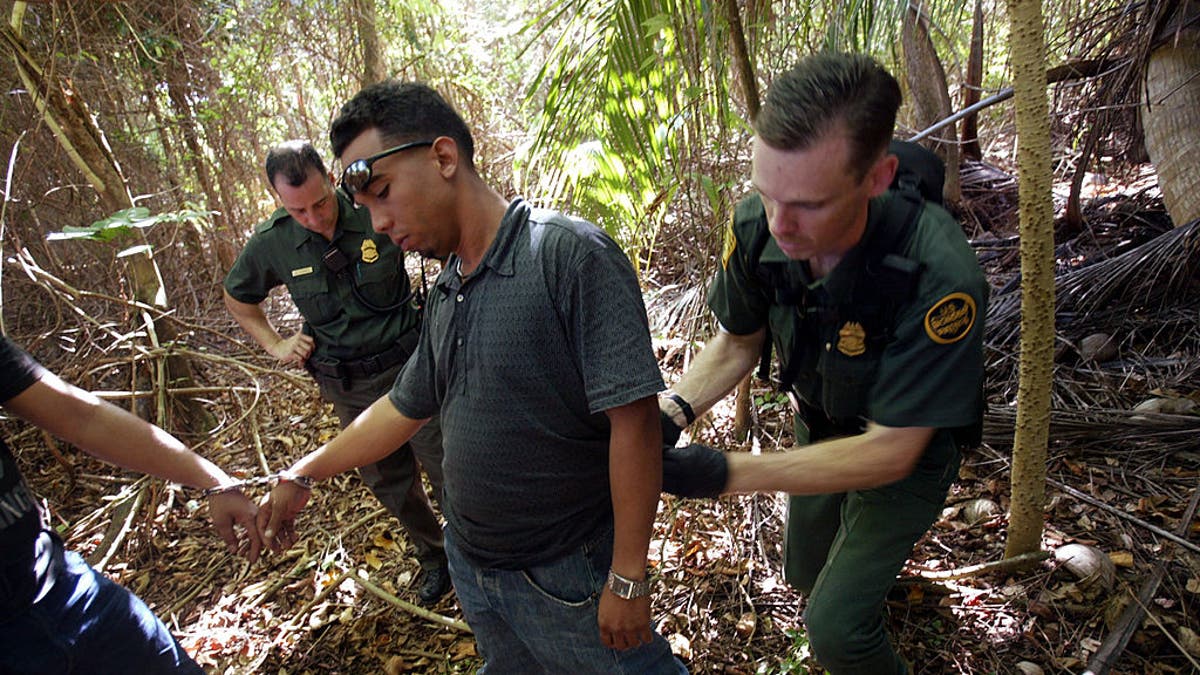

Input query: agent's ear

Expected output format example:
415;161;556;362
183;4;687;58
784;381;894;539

866;152;899;198
430;136;459;179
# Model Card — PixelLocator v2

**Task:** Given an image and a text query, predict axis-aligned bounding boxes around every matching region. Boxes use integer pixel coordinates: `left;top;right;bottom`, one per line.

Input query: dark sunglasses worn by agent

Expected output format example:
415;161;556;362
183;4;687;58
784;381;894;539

339;140;435;198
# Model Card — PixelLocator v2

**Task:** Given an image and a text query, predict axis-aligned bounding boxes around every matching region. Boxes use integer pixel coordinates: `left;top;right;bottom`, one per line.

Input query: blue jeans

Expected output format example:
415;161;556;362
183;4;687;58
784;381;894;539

445;526;687;674
0;548;203;674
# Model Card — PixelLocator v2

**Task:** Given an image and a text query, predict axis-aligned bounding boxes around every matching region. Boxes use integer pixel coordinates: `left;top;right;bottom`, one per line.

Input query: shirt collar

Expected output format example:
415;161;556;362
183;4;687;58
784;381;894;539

288;190;365;248
820;193;892;300
756;193;891;300
436;198;528;294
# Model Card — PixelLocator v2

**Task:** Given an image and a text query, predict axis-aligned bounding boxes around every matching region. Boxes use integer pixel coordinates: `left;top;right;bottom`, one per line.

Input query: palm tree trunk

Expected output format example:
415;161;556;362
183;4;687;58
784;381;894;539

723;0;760;441
1142;4;1200;227
1004;0;1055;558
902;2;961;204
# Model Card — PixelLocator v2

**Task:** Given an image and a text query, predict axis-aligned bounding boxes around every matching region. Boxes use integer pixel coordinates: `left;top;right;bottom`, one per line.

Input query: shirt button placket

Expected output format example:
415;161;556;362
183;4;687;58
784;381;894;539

454;289;467;394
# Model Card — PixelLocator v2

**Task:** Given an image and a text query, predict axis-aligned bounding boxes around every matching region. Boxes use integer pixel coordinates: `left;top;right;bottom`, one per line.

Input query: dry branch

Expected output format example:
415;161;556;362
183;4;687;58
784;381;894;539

903;550;1051;582
87;479;147;572
349;570;471;633
1049;478;1200;556
1083;482;1200;674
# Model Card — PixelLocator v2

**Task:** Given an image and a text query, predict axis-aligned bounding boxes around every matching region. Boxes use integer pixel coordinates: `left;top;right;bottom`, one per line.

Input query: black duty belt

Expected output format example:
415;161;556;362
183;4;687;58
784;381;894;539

306;329;418;380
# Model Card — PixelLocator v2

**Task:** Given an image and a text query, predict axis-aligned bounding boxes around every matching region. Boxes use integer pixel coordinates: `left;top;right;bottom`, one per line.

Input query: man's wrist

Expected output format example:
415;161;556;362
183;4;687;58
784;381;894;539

276;469;315;490
606;568;654;599
659;389;695;429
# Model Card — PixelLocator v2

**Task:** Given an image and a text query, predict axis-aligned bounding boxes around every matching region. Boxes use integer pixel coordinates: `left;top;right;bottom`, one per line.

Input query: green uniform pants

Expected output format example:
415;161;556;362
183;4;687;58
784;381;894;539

783;422;959;675
314;361;447;571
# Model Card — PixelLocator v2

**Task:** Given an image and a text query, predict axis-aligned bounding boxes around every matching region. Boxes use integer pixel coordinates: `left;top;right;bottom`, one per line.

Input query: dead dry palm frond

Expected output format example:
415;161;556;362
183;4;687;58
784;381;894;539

987;216;1200;350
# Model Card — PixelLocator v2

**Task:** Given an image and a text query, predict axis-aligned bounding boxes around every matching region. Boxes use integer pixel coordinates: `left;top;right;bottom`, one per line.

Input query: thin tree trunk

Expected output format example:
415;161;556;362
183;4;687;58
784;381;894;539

961;0;985;160
1004;0;1055;558
722;0;760;441
722;0;759;119
162;73;237;271
352;0;387;86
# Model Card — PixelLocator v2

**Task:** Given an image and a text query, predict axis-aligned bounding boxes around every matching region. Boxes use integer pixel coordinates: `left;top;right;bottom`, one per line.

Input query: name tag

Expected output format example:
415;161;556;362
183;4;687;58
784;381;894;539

291;266;314;277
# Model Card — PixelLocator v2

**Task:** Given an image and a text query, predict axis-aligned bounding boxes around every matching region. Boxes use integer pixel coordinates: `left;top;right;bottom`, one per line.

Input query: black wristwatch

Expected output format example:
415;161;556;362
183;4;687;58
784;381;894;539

606;569;653;599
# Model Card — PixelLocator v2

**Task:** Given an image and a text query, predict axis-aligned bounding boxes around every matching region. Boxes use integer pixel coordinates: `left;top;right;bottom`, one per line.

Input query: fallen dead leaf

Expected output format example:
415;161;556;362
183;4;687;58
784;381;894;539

735;611;756;638
1108;550;1134;567
374;530;401;551
451;640;477;661
1178;626;1200;658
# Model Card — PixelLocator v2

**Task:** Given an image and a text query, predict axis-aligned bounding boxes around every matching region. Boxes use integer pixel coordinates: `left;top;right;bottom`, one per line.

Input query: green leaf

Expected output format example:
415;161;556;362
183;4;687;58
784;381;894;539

47;207;213;243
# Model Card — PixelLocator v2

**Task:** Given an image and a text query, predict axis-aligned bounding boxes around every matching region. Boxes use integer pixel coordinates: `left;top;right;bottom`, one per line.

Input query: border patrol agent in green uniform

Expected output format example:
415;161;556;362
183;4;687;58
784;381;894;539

658;54;987;674
223;141;450;603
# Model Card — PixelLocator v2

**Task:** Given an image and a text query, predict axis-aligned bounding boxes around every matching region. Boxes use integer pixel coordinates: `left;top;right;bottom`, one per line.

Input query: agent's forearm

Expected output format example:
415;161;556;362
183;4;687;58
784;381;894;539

667;326;765;417
724;423;934;494
224;289;285;353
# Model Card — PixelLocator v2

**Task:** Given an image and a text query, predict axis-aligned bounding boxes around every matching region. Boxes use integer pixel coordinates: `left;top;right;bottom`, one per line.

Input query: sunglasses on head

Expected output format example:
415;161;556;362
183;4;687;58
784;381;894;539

339;140;434;197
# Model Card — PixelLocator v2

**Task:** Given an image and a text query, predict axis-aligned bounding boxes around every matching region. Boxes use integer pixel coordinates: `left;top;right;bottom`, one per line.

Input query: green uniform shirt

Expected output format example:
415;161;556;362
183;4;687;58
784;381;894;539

709;191;987;460
224;191;420;361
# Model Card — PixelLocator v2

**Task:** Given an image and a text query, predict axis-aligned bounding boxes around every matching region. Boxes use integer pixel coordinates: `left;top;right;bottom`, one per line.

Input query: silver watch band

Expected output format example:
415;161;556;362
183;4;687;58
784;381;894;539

606;569;652;599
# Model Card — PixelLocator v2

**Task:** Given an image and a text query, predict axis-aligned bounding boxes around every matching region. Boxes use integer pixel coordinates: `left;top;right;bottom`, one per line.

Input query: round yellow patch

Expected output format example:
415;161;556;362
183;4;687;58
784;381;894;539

361;240;379;264
924;292;977;344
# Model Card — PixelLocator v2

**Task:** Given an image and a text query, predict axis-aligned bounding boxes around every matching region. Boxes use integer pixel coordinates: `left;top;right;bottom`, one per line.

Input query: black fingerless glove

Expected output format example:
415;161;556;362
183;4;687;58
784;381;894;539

662;442;728;499
660;410;683;447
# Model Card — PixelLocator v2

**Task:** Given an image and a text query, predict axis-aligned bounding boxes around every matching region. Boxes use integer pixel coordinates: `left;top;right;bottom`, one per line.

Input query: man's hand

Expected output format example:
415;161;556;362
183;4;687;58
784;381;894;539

662;442;728;498
597;587;654;651
257;481;311;553
207;490;263;563
270;331;314;367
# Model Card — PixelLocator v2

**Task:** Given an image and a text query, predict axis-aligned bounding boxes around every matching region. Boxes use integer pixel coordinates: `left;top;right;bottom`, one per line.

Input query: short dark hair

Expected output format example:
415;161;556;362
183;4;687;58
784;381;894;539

264;140;327;189
330;81;475;169
754;53;901;179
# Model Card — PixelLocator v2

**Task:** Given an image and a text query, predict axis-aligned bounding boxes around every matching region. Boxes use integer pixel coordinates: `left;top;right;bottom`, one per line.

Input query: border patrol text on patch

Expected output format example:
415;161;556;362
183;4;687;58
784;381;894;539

924;292;976;344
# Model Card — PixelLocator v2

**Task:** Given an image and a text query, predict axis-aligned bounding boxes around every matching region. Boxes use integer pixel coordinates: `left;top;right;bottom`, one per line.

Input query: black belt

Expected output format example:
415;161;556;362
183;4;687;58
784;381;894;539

306;330;418;380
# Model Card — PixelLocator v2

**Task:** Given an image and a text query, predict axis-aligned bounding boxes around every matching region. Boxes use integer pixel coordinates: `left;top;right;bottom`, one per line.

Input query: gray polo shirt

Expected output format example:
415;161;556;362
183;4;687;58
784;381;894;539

390;199;663;568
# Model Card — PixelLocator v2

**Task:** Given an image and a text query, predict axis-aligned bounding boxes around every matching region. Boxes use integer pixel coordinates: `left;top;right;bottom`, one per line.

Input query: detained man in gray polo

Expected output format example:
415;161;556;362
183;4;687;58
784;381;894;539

258;83;687;673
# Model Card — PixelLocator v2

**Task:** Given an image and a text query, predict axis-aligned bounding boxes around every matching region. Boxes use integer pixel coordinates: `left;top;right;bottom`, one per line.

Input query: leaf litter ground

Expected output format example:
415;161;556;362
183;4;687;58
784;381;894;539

7;162;1199;674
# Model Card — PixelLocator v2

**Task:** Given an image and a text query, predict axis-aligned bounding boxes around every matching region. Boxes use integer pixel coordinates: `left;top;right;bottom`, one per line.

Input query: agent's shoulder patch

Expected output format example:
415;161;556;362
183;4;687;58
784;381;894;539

924;292;977;344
